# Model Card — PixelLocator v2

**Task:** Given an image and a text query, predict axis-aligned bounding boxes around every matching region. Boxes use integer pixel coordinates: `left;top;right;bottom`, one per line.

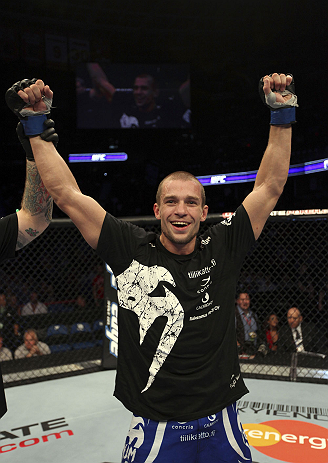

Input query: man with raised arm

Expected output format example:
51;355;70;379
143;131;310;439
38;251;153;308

0;114;53;418
5;73;295;461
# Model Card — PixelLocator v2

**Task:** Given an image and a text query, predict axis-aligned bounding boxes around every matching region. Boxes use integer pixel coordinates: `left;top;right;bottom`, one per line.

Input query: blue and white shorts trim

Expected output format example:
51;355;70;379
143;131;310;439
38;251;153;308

121;403;252;463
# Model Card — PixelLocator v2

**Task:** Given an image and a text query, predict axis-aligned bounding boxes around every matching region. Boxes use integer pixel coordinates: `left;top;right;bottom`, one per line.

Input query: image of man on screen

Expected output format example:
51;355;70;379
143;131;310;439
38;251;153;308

77;63;191;129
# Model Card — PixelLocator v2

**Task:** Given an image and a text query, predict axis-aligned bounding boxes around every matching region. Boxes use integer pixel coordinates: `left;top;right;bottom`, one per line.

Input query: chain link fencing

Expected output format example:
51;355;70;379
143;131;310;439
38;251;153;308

0;212;327;388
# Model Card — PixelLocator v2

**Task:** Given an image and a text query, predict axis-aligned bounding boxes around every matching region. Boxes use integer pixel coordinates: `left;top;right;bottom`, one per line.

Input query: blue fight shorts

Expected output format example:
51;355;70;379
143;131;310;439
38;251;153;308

121;403;252;463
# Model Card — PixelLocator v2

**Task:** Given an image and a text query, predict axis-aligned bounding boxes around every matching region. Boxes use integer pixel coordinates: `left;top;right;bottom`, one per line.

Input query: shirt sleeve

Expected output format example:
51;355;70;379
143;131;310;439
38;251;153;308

0;214;18;264
14;346;26;359
96;212;151;275
39;342;51;355
211;204;256;272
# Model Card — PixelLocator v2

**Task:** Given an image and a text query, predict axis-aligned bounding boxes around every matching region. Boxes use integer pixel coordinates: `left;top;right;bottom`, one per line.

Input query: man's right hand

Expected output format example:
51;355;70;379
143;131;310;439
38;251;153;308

6;79;54;137
17;79;53;115
6;79;53;118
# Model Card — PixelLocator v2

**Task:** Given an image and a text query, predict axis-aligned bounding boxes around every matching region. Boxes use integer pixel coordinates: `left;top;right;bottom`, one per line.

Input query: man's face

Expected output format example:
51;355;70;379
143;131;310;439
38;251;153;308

24;333;37;351
153;179;208;255
237;293;250;312
0;294;6;306
133;77;156;110
287;308;302;329
0;337;3;349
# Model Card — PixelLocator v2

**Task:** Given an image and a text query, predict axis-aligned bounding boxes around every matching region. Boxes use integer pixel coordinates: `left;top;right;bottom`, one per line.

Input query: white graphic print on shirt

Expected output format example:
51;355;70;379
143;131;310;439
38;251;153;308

116;260;184;392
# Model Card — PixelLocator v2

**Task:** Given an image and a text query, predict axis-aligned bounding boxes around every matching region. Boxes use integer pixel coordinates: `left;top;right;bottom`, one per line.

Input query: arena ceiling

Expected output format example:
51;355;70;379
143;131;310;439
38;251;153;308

2;1;325;78
2;1;325;53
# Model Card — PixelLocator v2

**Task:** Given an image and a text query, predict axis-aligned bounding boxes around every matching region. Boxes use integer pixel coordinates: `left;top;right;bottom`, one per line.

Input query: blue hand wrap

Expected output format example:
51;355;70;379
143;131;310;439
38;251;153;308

20;114;47;135
270;107;296;125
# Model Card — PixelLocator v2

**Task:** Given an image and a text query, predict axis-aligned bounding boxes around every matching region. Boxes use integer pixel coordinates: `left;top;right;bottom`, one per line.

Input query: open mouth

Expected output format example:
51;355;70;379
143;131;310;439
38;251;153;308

171;221;189;229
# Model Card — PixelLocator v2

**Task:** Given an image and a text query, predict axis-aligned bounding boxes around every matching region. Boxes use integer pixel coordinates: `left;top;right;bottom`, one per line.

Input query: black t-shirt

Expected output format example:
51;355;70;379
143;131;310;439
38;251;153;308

96;205;255;421
110;91;190;128
0;213;18;419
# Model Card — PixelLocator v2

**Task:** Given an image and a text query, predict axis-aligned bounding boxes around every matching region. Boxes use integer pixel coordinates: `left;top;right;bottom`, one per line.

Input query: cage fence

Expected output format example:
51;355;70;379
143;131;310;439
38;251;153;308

0;213;327;387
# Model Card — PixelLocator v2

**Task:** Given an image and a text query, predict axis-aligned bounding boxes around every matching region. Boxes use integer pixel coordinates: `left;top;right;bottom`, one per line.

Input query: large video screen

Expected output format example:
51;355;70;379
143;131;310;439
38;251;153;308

76;63;191;129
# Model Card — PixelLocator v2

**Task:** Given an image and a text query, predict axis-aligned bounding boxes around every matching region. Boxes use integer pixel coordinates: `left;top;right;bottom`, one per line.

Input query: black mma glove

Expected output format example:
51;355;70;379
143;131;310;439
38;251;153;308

16;119;59;162
259;74;298;125
5;78;52;135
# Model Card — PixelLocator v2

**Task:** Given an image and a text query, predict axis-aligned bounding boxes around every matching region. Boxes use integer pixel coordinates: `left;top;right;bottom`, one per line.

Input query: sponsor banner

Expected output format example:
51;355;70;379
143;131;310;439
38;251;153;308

237;400;328;421
243;420;328;463
102;263;118;369
238;399;328;462
0;417;73;455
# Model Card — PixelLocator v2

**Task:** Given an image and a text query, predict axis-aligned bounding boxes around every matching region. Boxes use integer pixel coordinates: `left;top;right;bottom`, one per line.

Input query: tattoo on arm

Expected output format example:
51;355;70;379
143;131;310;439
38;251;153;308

21;162;53;217
16;162;53;250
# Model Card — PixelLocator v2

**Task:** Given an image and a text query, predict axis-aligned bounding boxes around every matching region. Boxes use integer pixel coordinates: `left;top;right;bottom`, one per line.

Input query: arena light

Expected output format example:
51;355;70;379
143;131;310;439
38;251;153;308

197;158;328;186
68;153;128;163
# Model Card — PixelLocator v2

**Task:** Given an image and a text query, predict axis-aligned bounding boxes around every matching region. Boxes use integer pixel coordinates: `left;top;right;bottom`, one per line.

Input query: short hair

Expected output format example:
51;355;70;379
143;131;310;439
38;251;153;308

236;292;250;300
24;329;38;342
156;171;206;207
134;74;157;90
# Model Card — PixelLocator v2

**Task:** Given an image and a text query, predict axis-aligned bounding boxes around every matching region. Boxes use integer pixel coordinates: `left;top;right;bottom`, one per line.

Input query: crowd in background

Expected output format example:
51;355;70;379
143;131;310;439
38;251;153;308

1;260;328;363
0;263;105;361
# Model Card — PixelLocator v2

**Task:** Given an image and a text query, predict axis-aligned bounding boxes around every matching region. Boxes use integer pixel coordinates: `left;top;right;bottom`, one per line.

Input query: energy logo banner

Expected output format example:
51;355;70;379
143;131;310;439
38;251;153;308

243;420;328;463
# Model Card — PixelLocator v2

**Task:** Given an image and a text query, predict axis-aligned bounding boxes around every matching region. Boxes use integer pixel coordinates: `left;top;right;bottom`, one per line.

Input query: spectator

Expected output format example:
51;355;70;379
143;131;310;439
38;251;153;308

264;313;279;352
0;334;13;362
7;322;24;352
7;293;21;316
279;307;317;353
235;292;261;355
21;291;48;316
14;329;50;359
